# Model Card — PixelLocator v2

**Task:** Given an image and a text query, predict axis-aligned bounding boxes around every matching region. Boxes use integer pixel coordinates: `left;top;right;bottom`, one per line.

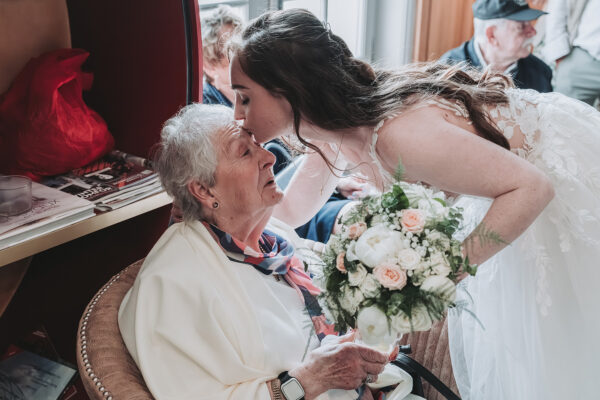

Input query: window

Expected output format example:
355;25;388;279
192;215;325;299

198;0;249;21
282;0;325;19
199;0;416;67
282;0;367;58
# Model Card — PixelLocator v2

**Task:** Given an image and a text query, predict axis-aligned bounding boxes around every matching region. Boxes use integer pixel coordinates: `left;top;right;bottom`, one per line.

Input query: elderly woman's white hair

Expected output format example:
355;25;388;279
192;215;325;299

154;103;232;222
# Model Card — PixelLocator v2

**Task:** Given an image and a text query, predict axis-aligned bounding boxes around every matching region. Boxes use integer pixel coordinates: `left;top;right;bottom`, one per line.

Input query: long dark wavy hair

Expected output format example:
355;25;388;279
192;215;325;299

232;8;511;169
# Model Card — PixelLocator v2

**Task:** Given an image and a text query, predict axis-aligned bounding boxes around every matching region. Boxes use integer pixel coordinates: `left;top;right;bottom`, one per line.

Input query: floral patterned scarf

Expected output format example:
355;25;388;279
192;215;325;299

204;222;336;341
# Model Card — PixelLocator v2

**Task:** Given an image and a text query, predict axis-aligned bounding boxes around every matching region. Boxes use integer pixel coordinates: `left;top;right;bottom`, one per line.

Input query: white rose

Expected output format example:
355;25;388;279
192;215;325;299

354;225;404;268
339;285;364;315
420;275;457;303
390;304;433;334
356;306;391;346
429;252;451;277
359;274;382;298
396;248;421;270
348;264;368;287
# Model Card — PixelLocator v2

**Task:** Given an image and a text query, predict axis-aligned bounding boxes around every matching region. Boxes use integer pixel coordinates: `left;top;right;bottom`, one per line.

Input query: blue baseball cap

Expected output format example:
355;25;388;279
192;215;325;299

472;0;547;21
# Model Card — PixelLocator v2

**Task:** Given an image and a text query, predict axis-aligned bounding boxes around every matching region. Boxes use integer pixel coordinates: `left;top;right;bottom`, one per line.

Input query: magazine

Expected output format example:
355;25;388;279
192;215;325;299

0;349;77;400
94;179;164;211
0;326;80;400
42;150;162;210
0;182;95;250
70;149;156;189
42;175;118;202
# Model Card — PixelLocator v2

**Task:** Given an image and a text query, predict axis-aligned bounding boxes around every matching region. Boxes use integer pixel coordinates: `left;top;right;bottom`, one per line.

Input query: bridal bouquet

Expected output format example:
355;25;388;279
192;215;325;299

318;181;477;346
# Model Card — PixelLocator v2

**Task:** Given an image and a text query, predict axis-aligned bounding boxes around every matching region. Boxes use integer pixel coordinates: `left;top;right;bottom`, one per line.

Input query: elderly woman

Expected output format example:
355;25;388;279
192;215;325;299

118;104;390;400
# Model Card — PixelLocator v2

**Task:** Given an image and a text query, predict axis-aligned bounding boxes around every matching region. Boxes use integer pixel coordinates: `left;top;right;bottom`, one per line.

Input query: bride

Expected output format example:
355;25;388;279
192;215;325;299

228;8;600;400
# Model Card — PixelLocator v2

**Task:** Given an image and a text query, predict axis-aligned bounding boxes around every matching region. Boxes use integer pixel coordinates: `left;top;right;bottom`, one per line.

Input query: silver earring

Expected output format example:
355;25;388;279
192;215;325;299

212;202;219;209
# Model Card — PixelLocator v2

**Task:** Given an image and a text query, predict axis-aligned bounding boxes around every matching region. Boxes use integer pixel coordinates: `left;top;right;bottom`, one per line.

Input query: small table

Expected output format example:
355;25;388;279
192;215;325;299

0;191;172;316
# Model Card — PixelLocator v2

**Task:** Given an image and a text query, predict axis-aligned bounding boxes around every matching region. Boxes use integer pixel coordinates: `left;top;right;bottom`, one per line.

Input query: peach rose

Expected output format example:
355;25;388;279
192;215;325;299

336;252;347;273
347;222;367;240
373;262;407;290
400;209;426;233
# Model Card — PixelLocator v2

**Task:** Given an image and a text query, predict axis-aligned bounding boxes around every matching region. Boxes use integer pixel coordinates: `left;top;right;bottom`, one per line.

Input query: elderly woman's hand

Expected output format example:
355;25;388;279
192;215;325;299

288;339;388;400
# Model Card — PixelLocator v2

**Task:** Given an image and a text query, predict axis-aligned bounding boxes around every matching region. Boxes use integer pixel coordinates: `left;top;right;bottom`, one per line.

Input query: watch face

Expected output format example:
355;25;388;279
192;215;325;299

281;378;305;400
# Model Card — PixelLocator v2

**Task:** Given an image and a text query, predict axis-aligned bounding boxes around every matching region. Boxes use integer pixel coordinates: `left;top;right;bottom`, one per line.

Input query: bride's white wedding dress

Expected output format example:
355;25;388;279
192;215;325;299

369;89;600;400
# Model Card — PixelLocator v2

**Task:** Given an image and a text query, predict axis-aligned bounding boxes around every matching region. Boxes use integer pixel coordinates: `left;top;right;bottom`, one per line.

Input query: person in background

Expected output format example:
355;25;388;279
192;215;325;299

441;0;552;92
544;0;600;106
199;5;362;244
201;5;292;172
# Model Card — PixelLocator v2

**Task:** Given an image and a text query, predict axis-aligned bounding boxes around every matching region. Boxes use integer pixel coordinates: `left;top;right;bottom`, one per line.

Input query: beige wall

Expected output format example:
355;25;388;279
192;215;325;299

0;0;71;94
413;0;474;62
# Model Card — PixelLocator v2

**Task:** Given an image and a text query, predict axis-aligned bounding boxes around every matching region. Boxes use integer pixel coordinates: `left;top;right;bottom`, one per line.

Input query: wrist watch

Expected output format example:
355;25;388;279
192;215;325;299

278;371;305;400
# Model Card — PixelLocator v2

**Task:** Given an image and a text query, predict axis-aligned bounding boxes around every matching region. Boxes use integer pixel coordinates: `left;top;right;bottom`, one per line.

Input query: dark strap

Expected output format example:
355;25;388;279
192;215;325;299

392;353;461;400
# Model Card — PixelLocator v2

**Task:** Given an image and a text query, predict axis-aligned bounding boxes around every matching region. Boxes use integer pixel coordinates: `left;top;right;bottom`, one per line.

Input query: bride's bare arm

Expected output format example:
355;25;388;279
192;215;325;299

273;144;345;228
377;105;555;265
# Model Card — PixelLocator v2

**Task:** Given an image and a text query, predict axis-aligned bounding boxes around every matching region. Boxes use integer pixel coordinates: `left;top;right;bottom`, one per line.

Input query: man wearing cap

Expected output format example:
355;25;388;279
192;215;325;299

441;0;552;92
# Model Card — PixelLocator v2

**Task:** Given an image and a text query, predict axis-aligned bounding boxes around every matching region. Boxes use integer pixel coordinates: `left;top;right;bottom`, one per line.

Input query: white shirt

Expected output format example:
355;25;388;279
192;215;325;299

545;0;600;61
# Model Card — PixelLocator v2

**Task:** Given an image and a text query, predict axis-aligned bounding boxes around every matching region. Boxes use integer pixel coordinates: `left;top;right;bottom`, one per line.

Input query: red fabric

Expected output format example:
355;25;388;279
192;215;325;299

0;48;114;181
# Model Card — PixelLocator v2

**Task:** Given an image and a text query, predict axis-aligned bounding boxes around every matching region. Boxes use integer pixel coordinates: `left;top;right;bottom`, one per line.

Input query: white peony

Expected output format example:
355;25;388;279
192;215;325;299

429;252;451;277
359;274;382;298
356;306;393;347
396;248;421;270
390;304;433;334
354;224;405;268
348;264;368;287
339;285;364;314
420;275;457;303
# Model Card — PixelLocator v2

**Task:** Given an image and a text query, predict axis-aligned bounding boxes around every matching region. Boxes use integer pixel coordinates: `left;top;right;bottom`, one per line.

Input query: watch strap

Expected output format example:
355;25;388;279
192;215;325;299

278;371;292;382
270;378;283;400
